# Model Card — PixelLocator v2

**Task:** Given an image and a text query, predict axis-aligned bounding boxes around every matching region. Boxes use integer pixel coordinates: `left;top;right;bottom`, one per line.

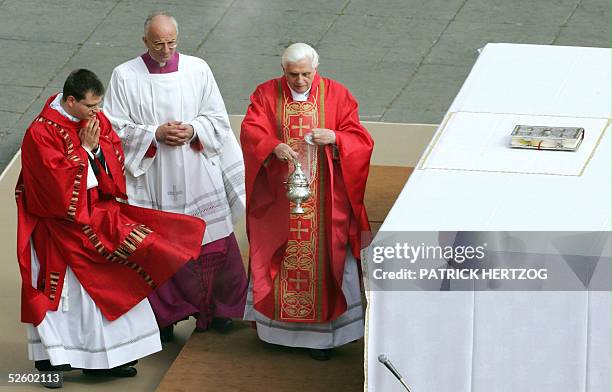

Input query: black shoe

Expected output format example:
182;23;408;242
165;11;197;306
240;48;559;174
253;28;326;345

40;371;64;389
35;360;72;372
211;317;233;332
160;324;174;342
309;348;331;361
35;360;70;388
83;366;137;378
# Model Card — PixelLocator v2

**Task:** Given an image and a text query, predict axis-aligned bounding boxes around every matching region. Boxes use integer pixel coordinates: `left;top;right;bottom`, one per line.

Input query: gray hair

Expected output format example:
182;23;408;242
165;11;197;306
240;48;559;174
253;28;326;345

281;43;319;68
144;11;179;35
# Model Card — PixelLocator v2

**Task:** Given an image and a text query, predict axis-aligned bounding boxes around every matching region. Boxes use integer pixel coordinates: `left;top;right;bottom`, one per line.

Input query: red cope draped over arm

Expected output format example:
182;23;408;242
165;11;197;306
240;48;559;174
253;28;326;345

16;95;206;326
241;77;373;321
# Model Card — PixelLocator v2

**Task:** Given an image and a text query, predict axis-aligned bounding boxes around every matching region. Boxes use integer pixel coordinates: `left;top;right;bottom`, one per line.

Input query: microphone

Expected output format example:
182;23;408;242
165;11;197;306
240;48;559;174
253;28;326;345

378;354;413;392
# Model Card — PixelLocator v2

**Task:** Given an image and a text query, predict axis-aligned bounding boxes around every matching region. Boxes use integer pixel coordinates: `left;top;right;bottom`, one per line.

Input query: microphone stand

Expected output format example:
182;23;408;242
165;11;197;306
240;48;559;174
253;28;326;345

378;354;413;392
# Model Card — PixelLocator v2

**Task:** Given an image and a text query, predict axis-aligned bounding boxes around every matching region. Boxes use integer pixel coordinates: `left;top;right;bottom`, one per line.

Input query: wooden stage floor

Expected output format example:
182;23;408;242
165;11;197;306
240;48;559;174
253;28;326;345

156;165;413;392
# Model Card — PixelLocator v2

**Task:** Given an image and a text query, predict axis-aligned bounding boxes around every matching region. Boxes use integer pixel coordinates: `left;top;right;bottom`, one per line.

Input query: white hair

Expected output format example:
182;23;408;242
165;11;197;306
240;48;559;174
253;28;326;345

281;43;319;68
144;11;179;35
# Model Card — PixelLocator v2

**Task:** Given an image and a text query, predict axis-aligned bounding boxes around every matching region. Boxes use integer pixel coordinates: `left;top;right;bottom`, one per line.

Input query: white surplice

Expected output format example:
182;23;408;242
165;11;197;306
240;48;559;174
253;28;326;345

104;53;245;244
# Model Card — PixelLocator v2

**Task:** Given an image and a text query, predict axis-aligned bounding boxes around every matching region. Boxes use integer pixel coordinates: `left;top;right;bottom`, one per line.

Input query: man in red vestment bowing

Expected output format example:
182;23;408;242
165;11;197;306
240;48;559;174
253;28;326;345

15;69;205;386
241;43;373;360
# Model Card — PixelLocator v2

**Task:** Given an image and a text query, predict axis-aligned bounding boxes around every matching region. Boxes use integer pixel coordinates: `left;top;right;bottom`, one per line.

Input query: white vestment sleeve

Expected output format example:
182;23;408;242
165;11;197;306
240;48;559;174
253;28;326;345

104;70;157;177
187;64;232;158
187;62;246;223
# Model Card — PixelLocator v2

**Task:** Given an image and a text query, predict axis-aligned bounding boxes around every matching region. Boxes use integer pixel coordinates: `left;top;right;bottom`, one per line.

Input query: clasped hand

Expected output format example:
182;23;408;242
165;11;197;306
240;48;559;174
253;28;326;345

156;121;194;146
79;117;100;151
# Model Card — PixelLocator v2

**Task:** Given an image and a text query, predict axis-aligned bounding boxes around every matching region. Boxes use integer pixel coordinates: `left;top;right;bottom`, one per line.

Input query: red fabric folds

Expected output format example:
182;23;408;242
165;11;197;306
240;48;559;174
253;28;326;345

144;142;157;158
241;76;373;322
190;136;204;152
16;94;206;326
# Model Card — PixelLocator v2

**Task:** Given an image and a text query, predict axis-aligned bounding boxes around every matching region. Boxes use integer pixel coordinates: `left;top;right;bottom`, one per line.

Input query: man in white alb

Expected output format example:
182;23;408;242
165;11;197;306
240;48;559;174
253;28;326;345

104;12;247;340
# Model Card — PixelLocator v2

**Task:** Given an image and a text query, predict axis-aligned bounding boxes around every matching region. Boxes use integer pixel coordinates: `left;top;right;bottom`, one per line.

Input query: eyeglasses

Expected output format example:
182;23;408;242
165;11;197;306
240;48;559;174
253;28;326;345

150;40;178;51
79;100;103;110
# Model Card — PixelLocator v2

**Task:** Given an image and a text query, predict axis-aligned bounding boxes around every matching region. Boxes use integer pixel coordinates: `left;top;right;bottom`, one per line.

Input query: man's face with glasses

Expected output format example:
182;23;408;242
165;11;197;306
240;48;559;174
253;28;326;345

142;16;178;65
65;91;103;120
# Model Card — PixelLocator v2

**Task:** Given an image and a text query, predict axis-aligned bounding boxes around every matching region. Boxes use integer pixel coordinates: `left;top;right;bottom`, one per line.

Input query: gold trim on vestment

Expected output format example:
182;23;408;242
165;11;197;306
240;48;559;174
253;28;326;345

273;79;283;321
275;80;328;322
38;117;85;222
274;271;280;320
111;143;125;175
82;224;156;289
316;79;326;322
48;272;60;301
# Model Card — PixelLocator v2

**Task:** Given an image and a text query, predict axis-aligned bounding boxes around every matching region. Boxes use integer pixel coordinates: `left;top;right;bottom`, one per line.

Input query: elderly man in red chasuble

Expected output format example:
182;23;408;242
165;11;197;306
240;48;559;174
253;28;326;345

241;43;373;361
15;68;204;385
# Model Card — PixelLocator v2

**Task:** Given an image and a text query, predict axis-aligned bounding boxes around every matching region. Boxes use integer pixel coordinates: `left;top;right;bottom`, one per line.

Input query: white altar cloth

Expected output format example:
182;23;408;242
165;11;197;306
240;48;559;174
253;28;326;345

365;43;611;392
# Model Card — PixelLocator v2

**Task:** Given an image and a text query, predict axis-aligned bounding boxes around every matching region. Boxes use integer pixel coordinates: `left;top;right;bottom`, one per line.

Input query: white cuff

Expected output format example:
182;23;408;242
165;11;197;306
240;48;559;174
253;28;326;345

186;123;198;142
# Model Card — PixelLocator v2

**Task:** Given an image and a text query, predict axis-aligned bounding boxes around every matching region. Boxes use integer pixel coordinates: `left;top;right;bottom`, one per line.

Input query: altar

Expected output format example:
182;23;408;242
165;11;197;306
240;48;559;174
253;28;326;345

365;43;611;392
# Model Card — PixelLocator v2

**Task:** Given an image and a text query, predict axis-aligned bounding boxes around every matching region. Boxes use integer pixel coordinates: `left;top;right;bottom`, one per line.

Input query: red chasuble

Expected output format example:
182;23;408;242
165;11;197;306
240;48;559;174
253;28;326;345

241;74;373;323
16;94;206;326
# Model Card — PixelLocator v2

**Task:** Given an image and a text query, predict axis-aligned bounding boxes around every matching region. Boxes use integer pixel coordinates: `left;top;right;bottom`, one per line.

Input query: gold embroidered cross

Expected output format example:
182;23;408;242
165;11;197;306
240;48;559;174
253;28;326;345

291;116;310;136
289;271;308;290
290;220;308;239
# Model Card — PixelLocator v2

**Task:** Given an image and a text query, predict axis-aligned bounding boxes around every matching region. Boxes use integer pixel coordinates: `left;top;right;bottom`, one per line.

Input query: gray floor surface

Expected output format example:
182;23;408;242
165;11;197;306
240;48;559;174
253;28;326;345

0;0;609;173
